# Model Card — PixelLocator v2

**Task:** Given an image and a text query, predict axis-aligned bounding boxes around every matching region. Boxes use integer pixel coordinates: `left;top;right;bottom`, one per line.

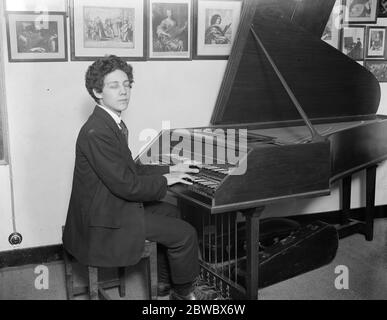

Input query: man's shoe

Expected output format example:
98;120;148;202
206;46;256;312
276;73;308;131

169;285;224;300
157;282;171;297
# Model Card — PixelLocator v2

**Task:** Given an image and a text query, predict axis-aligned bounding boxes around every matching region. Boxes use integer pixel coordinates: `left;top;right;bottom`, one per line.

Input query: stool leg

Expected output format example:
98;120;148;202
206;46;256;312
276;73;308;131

63;249;74;300
118;267;126;298
148;242;158;300
88;267;99;300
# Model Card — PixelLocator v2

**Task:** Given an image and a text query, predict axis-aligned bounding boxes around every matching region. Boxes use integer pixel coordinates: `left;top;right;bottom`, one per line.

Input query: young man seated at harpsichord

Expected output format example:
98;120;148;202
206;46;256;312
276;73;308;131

62;55;221;300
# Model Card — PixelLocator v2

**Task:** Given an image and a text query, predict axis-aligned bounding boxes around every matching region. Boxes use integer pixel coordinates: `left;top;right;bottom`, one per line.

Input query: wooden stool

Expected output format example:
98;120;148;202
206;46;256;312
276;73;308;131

62;241;158;300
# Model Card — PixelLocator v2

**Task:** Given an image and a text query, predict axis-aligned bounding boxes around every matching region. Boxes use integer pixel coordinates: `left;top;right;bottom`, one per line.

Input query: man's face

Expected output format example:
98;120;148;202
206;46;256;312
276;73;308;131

350;4;365;17
94;69;131;115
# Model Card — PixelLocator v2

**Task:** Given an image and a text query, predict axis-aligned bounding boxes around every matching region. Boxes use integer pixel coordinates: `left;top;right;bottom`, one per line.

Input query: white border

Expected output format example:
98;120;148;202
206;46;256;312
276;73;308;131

8;13;66;60
148;0;191;59
197;0;241;56
367;28;386;57
344;0;378;23
72;0;144;58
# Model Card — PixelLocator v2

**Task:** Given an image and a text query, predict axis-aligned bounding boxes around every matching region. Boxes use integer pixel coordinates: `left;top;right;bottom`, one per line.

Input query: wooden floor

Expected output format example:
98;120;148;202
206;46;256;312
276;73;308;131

1;218;387;300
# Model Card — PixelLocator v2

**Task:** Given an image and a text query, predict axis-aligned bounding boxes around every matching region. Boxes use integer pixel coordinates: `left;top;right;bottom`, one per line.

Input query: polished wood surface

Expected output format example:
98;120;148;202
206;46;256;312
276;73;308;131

211;0;380;126
256;0;336;38
213;140;330;208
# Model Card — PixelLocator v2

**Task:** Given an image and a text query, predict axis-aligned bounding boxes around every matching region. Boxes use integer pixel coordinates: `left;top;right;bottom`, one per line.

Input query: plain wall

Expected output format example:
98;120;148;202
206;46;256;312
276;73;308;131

0;6;226;251
1;7;387;252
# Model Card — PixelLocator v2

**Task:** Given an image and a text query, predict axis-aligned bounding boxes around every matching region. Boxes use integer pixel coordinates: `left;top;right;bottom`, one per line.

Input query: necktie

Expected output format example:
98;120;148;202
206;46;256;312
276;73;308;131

119;120;129;142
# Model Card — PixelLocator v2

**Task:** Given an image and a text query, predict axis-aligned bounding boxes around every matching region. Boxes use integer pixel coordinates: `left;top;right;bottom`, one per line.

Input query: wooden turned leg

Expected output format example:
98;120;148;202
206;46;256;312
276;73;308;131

341;175;352;226
118;267;126;298
63;250;74;300
243;207;264;300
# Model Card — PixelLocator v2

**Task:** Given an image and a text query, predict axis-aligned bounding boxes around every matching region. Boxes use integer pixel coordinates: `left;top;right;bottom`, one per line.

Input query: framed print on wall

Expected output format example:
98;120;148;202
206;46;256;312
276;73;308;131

194;0;242;59
379;0;387;17
343;0;378;24
70;0;147;61
365;60;387;81
341;25;365;61
148;0;192;60
322;0;343;49
366;27;387;58
5;11;68;62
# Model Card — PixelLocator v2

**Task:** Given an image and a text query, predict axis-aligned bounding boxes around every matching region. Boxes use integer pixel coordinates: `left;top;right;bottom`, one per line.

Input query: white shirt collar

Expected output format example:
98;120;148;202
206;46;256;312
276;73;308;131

97;104;122;128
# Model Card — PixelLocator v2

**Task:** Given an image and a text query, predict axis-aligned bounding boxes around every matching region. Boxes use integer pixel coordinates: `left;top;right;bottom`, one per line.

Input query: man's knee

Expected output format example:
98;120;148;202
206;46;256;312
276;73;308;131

144;201;181;219
162;202;181;218
179;221;198;247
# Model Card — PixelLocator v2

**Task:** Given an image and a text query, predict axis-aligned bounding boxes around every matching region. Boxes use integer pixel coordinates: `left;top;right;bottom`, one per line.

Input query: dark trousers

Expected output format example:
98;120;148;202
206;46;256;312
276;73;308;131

144;201;199;285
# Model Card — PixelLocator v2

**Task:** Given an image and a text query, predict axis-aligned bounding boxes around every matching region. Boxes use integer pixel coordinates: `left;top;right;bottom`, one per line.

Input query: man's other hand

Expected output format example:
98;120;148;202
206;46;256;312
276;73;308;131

170;163;200;174
163;173;194;186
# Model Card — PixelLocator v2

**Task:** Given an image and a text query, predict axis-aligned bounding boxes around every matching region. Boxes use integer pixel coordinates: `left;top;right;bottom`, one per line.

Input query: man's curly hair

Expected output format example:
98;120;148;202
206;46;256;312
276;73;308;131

210;14;222;25
85;55;134;103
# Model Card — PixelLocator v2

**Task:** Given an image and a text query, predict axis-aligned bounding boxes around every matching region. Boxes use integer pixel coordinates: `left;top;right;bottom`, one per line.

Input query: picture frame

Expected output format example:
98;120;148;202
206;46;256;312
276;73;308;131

193;0;242;59
364;60;387;81
343;0;378;24
366;26;387;58
378;0;387;17
322;0;343;49
148;0;192;60
340;25;366;60
70;0;147;61
5;11;68;62
4;0;67;12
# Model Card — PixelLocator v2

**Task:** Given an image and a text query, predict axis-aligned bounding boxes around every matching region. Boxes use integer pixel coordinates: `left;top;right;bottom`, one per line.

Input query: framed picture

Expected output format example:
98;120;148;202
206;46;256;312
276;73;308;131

322;0;343;49
366;27;387;58
5;11;67;62
341;26;365;60
378;0;387;17
194;0;242;59
365;60;387;81
70;0;147;61
148;0;192;60
343;0;378;23
4;0;67;12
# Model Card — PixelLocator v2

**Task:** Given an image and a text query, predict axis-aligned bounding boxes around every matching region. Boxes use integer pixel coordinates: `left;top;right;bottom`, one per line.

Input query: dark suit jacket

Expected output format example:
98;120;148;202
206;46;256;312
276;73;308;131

63;106;169;267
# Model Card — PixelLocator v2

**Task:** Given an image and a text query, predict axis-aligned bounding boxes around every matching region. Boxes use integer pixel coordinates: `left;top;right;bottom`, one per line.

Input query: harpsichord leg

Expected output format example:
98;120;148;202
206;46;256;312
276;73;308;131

365;165;377;241
243;207;264;300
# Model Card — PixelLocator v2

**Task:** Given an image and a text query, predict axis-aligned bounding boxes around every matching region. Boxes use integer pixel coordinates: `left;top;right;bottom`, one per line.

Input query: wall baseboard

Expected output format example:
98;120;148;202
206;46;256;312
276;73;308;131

0;244;62;269
1;205;386;269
